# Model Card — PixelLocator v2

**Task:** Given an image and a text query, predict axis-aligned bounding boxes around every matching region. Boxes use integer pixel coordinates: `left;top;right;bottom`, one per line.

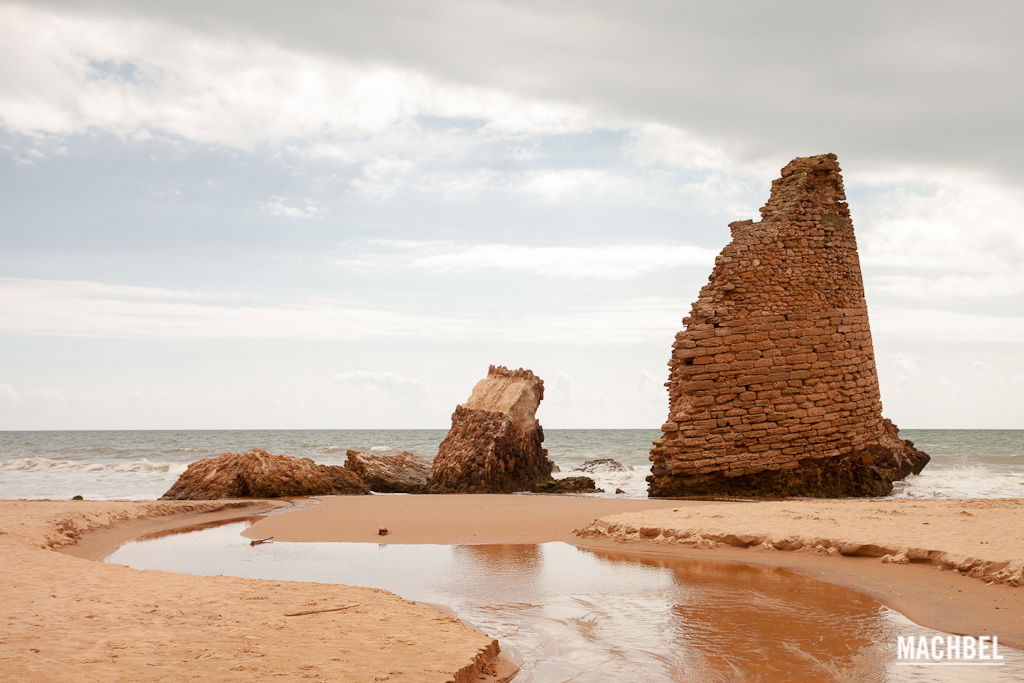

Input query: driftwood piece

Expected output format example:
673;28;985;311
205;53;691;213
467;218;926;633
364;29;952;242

284;604;358;617
249;536;274;546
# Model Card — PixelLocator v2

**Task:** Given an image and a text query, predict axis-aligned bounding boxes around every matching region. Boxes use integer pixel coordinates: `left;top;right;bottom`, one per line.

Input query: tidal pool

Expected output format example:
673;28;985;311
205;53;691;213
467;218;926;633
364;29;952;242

106;520;1022;681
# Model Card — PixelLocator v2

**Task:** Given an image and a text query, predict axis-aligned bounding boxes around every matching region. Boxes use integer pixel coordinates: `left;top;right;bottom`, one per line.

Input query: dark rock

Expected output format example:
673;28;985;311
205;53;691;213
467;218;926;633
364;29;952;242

531;476;601;494
615;488;625;495
344;449;431;493
161;449;369;500
71;495;83;501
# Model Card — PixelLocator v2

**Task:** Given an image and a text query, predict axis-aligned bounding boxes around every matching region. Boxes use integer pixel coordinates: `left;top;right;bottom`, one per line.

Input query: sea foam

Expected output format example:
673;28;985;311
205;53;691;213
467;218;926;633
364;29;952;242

0;457;187;474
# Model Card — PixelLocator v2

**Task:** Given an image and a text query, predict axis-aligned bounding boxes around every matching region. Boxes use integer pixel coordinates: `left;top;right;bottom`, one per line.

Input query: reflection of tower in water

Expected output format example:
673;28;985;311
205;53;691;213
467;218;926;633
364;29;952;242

581;545;896;680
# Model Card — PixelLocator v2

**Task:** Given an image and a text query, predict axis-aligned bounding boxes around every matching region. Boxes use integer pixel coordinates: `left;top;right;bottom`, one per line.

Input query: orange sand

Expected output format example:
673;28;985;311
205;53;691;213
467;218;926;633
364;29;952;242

244;494;690;544
579;498;1024;585
0;500;501;682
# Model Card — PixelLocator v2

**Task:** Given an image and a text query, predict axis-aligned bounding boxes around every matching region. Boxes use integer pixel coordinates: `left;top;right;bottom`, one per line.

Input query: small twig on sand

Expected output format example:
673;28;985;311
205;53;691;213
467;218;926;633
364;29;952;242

284;604;358;617
249;537;274;546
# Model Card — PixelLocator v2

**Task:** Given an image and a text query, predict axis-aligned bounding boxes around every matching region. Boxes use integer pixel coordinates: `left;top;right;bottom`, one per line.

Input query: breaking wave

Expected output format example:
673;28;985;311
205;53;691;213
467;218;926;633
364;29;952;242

893;467;1024;499
552;460;650;498
0;457;187;474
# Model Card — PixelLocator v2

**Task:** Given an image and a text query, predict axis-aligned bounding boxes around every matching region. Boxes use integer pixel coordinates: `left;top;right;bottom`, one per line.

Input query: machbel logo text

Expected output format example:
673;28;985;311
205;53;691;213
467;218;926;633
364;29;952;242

897;635;1005;666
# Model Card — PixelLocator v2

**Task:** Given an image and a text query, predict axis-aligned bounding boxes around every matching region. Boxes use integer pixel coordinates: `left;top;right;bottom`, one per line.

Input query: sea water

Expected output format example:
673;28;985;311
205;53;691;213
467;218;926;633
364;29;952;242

1;429;1021;500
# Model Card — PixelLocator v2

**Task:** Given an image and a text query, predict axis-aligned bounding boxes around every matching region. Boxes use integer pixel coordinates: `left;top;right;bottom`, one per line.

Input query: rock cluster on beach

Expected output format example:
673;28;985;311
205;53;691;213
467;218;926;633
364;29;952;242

427;365;595;494
344;449;431;494
648;154;929;498
161;449;369;499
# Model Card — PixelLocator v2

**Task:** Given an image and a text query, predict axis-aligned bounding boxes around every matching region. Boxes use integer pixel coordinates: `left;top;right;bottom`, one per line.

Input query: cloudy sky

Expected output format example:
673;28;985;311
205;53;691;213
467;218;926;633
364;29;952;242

1;1;1021;429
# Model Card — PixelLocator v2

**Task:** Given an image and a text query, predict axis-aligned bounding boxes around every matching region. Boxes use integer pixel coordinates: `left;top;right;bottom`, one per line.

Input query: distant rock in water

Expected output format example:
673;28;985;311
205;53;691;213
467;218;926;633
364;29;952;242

573;458;629;474
648;154;929;498
532;476;601;494
161;449;369;500
344;449;431;494
428;365;581;494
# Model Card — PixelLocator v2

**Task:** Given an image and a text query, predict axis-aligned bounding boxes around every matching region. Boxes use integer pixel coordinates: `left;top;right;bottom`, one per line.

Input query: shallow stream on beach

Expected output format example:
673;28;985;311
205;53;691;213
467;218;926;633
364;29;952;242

105;520;1023;682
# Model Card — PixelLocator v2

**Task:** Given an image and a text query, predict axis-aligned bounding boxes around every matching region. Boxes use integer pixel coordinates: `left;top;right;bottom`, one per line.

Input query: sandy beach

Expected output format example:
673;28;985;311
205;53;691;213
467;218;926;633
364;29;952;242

2;494;1022;680
0;500;503;682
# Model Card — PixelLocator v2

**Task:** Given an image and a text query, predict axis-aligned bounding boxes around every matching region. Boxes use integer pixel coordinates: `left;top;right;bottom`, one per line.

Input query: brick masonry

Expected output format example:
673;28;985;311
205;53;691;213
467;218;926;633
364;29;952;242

648;154;929;497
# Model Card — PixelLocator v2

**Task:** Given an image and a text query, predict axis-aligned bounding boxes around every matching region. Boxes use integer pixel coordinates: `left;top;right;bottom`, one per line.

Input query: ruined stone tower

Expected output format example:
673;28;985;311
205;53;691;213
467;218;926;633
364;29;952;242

648;154;928;498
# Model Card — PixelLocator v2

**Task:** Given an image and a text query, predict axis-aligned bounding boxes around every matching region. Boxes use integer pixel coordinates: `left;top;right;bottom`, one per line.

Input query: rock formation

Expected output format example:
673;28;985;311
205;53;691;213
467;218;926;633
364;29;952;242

161;449;369;499
344;449;431;493
648;154;929;498
427;365;590;493
531;476;602;494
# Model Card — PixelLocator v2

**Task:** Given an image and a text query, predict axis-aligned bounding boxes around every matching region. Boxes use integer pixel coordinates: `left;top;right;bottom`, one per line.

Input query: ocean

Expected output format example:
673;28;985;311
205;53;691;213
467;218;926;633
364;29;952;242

0;429;1021;501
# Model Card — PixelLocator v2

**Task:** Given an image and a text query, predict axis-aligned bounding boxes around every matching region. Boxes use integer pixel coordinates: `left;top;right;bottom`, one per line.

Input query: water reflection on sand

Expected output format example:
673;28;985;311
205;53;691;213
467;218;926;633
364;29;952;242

107;522;1022;682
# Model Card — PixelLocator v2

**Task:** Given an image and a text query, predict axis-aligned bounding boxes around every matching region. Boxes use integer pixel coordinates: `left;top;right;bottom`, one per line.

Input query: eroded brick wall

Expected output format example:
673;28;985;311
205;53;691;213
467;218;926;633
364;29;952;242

648;154;926;497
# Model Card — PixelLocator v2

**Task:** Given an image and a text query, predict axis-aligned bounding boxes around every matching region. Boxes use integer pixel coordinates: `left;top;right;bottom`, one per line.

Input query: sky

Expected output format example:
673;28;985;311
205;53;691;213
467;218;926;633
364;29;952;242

1;1;1022;429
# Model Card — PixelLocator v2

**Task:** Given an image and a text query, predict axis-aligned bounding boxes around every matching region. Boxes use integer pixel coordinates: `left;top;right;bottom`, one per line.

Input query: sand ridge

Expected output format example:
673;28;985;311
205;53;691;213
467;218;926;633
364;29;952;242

577;498;1024;586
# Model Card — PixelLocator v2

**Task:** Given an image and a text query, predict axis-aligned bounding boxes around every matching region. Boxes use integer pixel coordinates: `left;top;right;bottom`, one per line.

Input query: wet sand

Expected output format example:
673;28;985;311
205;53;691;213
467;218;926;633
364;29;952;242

243;494;693;544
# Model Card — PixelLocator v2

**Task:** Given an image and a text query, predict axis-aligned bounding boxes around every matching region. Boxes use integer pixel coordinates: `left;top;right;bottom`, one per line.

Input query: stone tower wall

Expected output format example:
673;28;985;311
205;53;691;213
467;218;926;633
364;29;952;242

648;154;927;497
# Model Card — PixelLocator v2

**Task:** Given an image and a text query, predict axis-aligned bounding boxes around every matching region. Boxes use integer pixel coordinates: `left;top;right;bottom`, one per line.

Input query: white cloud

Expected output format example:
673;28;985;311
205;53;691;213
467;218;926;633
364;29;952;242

425;170;498;201
636;371;668;400
859;174;1024;275
870;308;1024;344
0;4;595;153
6;276;1014;346
333;371;426;395
0;382;67;407
0;277;690;344
546;371;606;407
517;168;655;204
0;383;19;403
891;353;920;383
0;277;467;341
350;157;417;200
627;123;745;174
261;196;324;219
868;271;1024;300
334;240;717;279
